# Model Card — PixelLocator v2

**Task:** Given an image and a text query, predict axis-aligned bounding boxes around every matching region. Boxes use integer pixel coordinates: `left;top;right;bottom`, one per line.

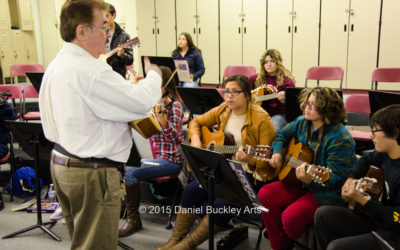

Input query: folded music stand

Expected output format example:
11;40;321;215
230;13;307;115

2;121;60;242
140;56;179;85
180;144;267;250
369;90;400;117
177;87;224;121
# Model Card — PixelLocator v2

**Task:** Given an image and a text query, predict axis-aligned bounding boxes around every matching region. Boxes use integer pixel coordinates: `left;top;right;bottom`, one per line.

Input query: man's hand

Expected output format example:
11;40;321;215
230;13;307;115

144;56;161;77
341;177;355;202
268;153;282;169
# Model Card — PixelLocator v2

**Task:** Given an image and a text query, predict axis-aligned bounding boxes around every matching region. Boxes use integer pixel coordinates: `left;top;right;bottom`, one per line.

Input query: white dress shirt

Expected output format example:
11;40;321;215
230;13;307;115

39;42;161;162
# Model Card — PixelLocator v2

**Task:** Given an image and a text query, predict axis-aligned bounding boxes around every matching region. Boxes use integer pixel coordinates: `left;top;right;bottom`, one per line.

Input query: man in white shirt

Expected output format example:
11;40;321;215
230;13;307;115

39;1;161;249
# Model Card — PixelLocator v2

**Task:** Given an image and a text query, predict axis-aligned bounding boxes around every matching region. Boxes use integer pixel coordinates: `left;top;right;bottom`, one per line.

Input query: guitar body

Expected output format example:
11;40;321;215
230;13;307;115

350;166;384;214
129;114;161;139
251;85;278;106
201;126;235;157
279;137;314;185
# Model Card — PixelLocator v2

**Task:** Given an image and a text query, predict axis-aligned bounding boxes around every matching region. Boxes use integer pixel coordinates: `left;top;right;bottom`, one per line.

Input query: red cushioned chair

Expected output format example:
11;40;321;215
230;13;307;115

223;65;257;79
21;84;40;121
304;66;344;89
10;64;45;84
371;67;400;90
345;94;370;127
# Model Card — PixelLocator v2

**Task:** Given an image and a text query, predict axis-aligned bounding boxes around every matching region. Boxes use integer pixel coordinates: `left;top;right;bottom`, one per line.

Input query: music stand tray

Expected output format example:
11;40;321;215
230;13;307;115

177;87;224;120
2;121;60;242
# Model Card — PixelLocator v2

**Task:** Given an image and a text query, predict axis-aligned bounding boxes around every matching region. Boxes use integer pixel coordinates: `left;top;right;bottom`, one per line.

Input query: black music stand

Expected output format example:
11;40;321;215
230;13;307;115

180;144;267;250
140;56;179;85
2;121;60;242
177;87;224;121
26;72;44;93
369;90;400;117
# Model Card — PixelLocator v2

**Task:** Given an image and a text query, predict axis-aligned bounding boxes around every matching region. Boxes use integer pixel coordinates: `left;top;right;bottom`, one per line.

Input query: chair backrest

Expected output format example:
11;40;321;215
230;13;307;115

10;64;45;77
345;94;371;114
305;66;344;89
0;84;22;99
371;67;400;90
22;84;39;98
223;65;257;79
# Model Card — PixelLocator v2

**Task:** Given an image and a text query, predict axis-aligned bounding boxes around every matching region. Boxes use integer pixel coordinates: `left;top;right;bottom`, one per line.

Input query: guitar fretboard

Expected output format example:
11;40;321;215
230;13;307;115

213;145;243;154
254;93;279;102
284;154;306;169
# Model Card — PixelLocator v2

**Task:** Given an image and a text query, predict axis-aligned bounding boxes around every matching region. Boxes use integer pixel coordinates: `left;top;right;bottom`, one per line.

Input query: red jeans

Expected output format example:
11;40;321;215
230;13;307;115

258;181;319;250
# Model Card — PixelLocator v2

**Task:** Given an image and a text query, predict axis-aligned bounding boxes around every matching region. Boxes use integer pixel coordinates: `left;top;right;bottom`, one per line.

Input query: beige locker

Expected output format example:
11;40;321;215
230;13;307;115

0;31;14;78
378;0;400;91
320;0;381;90
0;0;11;31
176;0;219;84
220;0;266;83
268;0;320;87
22;31;37;64
12;30;24;65
136;0;176;70
8;0;33;31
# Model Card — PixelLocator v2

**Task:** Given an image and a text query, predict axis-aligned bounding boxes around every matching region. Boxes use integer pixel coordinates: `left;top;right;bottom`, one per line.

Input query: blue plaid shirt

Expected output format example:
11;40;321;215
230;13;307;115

272;116;356;205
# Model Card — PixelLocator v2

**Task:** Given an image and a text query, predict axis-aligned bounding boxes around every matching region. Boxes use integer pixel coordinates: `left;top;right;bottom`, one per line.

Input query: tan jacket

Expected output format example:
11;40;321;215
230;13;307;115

189;102;278;181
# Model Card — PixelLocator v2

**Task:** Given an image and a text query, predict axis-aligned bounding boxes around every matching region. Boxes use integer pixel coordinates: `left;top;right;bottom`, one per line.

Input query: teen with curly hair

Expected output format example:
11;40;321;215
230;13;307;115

257;87;356;250
249;49;295;133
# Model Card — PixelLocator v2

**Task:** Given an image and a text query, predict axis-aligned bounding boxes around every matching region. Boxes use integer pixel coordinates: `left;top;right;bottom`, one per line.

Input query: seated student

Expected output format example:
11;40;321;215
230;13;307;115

172;32;205;88
0;93;18;211
314;104;400;250
119;66;184;237
258;87;356;250
249;49;295;134
157;74;276;250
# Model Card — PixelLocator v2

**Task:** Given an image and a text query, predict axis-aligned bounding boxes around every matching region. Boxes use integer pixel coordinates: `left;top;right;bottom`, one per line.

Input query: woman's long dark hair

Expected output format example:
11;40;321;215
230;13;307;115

173;32;202;54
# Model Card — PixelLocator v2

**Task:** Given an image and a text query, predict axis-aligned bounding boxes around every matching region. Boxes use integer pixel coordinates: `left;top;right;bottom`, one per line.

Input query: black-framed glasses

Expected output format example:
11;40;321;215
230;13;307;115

304;101;315;110
222;89;243;96
89;25;110;34
371;128;384;135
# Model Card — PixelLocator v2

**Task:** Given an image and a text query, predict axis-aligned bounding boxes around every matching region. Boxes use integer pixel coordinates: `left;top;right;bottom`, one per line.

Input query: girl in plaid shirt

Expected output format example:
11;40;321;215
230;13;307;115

119;66;184;237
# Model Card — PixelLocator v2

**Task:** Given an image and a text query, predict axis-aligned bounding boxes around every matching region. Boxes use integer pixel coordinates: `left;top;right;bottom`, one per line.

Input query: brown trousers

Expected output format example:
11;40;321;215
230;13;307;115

50;155;121;250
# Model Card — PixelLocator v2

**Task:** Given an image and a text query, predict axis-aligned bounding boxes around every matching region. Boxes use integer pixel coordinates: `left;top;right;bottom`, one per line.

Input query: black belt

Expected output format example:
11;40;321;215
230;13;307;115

53;143;123;168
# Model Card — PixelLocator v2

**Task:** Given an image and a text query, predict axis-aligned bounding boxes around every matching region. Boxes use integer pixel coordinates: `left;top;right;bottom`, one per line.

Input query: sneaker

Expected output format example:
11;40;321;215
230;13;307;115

50;205;63;220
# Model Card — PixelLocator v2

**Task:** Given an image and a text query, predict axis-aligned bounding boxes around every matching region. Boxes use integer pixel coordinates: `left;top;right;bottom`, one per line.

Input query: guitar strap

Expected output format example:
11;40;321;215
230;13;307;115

307;125;324;164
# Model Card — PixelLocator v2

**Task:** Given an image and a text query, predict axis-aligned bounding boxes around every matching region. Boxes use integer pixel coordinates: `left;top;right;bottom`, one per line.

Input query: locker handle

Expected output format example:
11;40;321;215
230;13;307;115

351;24;354;32
193;28;196;34
152;28;154;34
14;51;17;57
238;27;241;34
199;27;201;34
0;51;4;58
157;28;159;34
244;27;246;34
27;50;30;58
294;26;297;33
288;26;291;33
344;24;347;32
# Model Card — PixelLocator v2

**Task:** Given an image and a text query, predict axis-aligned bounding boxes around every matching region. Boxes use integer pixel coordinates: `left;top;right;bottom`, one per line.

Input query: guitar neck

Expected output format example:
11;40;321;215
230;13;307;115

104;47;119;60
103;37;140;60
213;145;240;154
254;93;279;102
284;154;307;169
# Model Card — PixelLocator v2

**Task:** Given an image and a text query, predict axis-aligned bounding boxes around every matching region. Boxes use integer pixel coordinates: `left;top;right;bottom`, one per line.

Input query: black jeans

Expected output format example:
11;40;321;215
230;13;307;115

314;205;380;250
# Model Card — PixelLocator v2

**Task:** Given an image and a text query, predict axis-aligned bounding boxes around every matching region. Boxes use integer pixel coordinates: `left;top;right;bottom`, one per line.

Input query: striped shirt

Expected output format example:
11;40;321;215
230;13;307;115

272;116;356;205
151;101;184;164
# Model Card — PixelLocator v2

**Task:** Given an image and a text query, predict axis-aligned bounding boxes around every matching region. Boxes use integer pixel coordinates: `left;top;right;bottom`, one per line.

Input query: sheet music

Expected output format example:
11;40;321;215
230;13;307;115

174;60;192;82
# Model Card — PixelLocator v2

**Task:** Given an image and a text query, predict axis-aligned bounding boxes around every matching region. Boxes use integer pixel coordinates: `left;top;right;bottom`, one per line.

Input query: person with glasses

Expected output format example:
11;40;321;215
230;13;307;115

105;3;133;78
249;49;296;134
158;74;275;250
258;87;356;250
314;104;400;250
39;1;162;249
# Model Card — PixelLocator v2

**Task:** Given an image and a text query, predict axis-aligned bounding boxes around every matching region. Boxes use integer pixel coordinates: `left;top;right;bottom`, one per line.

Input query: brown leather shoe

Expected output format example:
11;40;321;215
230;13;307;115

118;216;143;237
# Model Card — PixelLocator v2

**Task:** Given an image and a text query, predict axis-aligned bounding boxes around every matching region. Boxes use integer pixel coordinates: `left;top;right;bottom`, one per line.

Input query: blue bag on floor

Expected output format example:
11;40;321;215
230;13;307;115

11;166;43;195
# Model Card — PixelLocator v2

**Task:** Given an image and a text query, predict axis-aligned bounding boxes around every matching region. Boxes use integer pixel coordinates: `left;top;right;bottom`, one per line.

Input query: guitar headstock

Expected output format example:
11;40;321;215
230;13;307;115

355;177;378;200
306;165;332;186
122;37;141;49
246;145;272;161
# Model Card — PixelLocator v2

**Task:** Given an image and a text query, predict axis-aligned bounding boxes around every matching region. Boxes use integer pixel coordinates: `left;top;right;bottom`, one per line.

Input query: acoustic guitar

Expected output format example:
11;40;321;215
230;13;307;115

99;37;140;61
251;85;278;106
200;126;272;161
278;137;332;186
348;165;384;214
